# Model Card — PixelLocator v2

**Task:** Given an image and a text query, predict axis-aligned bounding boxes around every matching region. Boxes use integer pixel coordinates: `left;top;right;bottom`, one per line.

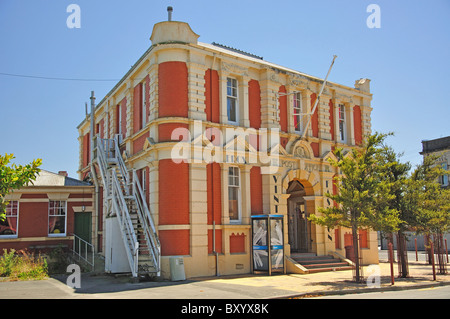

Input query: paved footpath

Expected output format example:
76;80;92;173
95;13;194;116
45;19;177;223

0;257;449;299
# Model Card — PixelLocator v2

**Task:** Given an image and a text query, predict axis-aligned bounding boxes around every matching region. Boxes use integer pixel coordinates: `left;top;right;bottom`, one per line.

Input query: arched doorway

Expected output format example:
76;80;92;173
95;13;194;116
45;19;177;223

287;180;311;253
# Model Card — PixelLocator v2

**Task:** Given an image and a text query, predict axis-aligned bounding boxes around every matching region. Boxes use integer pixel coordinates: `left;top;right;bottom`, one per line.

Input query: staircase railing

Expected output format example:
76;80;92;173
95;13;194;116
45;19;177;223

110;168;139;277
132;170;161;273
94;137;109;187
113;135;130;196
71;233;95;271
94;135;160;277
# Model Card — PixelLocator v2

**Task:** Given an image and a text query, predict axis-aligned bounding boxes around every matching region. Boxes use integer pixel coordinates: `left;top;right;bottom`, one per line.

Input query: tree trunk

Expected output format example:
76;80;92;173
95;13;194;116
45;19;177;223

425;234;433;265
397;231;408;278
352;223;361;282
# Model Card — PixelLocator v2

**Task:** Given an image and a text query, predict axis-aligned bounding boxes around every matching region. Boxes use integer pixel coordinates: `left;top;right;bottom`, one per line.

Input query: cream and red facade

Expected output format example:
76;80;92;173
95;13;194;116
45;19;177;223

78;20;378;278
1;170;94;254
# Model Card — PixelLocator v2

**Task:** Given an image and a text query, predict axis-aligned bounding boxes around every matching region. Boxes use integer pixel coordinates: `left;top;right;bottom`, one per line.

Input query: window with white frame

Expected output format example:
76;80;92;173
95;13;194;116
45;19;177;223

338;104;346;142
227;78;238;124
141;81;147;129
228;166;241;222
117;104;122;136
49;200;66;236
293;92;302;133
1;201;18;237
141;167;147;193
440;162;449;186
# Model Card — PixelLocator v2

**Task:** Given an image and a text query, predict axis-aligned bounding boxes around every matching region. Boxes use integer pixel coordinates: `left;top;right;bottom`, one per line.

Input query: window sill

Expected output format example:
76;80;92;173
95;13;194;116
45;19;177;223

48;233;67;238
0;235;18;240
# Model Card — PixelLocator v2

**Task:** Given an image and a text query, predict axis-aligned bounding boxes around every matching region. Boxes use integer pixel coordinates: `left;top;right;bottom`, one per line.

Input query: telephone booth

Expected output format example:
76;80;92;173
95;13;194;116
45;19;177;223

251;214;285;275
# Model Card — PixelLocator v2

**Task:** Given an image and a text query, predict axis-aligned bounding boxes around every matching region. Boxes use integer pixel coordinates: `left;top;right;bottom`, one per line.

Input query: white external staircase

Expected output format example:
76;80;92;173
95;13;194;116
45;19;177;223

93;135;160;278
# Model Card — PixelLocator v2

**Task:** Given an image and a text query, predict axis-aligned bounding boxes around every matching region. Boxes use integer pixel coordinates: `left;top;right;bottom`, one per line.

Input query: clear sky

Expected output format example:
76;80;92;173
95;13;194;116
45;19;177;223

1;0;449;179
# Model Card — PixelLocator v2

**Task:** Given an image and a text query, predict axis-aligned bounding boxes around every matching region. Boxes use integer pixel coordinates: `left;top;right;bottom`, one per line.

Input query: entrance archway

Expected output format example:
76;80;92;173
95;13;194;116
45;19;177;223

286;180;311;253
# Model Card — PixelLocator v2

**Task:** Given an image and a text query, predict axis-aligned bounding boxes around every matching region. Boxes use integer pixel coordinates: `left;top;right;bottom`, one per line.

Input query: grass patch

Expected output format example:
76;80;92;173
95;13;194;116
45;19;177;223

0;249;48;281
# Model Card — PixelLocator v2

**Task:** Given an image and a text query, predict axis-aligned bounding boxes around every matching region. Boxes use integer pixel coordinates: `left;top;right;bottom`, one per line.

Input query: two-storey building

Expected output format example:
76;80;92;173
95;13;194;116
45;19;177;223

77;16;378;279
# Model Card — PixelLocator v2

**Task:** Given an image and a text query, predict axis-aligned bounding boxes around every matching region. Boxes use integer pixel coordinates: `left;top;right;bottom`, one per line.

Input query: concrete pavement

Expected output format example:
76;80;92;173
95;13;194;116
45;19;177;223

0;251;449;299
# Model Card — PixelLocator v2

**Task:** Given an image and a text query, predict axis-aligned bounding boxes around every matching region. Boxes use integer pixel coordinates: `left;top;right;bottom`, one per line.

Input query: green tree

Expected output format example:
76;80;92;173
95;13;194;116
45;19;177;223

0;154;42;221
376;146;414;277
309;132;400;282
411;154;450;271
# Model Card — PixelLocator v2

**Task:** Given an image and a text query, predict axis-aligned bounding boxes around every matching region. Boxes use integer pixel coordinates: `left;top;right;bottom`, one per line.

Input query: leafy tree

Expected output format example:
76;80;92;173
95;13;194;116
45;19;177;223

411;154;450;271
376;146;414;277
0;154;42;221
309;132;400;282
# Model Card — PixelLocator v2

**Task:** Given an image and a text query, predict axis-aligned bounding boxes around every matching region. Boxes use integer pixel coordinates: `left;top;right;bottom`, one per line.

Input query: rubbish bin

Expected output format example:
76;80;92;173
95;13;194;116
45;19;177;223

345;246;355;262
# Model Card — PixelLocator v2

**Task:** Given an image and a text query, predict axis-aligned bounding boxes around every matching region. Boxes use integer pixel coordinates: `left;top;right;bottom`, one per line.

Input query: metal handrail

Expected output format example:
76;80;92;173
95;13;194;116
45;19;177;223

132;170;160;272
72;233;95;270
95;136;108;186
113;136;130;196
95;136;160;277
111;169;139;277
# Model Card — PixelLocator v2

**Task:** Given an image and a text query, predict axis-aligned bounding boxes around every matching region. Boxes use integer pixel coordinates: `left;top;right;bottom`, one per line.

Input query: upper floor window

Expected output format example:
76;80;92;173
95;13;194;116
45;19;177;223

49;200;66;236
1;201;18;237
293;92;302;133
338;104;346;142
227;78;238;124
228;166;241;222
116;104;122;136
440;162;449;187
141;82;147;128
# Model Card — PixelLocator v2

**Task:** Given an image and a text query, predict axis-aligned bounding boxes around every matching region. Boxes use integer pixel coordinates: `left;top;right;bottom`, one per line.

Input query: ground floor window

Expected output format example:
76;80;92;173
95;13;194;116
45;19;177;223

49;200;66;236
228;166;241;222
1;201;18;237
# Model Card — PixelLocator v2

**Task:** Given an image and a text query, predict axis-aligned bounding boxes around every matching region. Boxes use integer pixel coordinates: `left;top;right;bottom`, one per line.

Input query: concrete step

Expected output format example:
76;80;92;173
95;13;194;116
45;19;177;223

290;253;353;273
307;266;354;273
303;262;350;269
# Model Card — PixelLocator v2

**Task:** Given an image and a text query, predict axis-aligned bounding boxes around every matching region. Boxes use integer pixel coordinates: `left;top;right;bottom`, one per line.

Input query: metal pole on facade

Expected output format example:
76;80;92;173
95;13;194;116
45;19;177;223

301;55;337;139
89;91;99;259
90;91;96;163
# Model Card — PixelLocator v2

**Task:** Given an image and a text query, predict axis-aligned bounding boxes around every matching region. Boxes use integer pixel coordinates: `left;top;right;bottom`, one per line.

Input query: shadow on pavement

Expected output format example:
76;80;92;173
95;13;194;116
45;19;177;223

51;273;195;295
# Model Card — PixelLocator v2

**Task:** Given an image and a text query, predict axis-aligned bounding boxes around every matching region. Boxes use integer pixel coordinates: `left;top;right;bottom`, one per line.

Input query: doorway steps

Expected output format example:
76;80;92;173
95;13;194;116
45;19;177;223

290;253;353;273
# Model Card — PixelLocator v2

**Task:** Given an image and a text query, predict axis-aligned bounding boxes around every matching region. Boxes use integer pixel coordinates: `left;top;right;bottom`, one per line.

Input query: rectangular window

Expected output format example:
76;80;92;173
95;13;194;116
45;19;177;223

441;163;449;186
1;201;18;237
141;82;146;128
228;166;241;222
49;200;66;236
141;167;147;193
293;92;302;133
339;104;346;142
227;78;238;124
116;104;122;136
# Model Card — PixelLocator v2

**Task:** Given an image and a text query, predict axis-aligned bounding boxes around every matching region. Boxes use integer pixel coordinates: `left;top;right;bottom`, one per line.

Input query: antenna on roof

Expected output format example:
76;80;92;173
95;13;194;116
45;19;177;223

167;6;173;21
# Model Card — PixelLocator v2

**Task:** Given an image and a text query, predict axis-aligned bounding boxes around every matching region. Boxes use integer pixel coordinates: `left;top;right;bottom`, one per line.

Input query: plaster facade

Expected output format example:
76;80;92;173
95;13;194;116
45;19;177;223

77;19;378;278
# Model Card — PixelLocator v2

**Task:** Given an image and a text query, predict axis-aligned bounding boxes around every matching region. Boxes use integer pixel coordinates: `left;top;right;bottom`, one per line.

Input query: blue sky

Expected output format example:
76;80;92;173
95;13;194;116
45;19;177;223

1;0;449;179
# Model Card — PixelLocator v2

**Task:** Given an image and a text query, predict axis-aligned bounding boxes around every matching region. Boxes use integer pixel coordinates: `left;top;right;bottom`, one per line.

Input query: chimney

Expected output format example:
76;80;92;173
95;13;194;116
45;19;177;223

354;78;371;93
167;6;173;21
58;171;68;177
